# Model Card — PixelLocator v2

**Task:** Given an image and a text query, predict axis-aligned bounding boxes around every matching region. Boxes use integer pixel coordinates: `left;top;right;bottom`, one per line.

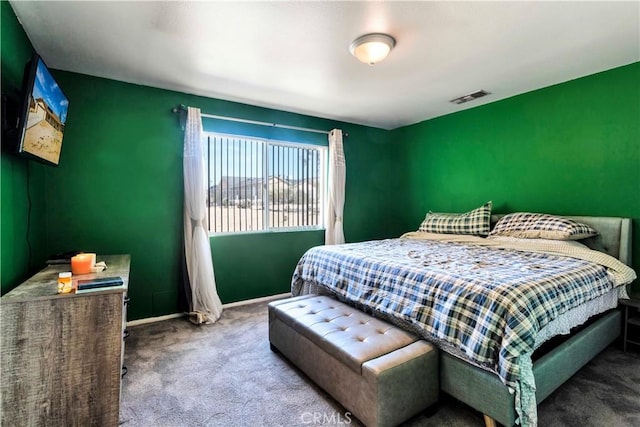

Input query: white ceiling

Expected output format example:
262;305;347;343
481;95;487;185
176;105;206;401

9;1;639;130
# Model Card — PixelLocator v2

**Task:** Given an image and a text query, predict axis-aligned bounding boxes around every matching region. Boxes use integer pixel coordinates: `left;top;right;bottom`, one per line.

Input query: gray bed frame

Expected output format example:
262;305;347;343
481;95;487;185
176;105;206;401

441;215;632;427
293;215;632;426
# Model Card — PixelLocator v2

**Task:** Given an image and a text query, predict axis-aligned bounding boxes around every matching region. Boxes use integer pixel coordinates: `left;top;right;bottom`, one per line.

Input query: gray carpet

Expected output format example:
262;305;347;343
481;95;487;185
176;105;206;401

120;301;640;427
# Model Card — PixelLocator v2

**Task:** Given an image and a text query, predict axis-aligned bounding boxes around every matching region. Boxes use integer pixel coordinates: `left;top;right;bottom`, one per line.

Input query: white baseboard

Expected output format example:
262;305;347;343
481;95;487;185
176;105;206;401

222;292;291;308
126;292;292;327
127;313;184;327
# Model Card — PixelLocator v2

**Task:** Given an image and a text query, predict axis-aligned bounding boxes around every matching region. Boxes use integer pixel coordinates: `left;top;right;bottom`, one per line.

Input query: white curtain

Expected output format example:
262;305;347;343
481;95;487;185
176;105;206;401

183;107;223;324
325;129;346;245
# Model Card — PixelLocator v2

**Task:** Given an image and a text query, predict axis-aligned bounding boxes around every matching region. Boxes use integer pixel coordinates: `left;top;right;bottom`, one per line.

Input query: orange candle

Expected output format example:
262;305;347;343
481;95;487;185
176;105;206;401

71;253;96;275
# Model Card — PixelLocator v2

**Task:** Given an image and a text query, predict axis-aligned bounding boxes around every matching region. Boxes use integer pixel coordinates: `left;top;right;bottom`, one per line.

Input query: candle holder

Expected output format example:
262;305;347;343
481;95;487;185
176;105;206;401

71;253;96;275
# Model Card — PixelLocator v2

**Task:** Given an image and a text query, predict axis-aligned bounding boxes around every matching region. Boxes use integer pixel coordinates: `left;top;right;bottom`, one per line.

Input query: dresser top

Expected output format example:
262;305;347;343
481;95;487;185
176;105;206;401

1;255;130;303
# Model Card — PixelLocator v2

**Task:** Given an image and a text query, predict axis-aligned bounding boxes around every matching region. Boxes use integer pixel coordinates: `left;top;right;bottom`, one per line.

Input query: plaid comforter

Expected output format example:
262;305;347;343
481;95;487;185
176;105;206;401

291;237;632;395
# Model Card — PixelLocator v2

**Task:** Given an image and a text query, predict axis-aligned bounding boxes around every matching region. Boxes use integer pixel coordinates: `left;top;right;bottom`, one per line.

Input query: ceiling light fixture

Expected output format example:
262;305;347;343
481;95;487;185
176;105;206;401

349;33;396;66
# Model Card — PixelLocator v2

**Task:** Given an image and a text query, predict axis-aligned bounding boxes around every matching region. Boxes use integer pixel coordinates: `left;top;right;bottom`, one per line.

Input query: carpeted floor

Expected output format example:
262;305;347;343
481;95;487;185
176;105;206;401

120;301;640;427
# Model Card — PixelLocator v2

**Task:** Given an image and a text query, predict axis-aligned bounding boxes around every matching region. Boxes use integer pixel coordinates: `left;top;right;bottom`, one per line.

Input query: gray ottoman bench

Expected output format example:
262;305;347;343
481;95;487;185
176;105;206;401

268;295;439;427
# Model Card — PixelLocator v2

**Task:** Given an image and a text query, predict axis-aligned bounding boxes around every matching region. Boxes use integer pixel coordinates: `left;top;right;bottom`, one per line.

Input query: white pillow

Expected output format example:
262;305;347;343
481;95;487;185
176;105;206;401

487;235;590;250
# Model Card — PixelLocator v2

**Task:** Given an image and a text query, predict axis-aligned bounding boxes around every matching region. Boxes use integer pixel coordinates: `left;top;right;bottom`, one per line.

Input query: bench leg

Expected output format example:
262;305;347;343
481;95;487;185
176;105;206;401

483;414;498;427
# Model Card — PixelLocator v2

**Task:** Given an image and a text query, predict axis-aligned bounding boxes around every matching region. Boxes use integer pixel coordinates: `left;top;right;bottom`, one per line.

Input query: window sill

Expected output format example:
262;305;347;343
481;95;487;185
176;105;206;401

209;227;324;238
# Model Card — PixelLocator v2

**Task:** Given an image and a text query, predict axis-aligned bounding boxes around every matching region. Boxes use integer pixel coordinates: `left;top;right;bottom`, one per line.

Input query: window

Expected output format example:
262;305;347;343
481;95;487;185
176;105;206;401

205;132;327;234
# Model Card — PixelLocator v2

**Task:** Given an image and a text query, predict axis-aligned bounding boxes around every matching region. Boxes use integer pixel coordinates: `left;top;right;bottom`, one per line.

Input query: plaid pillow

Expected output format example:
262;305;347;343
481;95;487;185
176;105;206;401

418;201;492;236
489;213;598;240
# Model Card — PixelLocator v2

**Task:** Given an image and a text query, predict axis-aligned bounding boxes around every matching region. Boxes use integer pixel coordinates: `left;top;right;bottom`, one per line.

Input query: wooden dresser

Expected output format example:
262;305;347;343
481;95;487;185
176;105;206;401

0;254;130;426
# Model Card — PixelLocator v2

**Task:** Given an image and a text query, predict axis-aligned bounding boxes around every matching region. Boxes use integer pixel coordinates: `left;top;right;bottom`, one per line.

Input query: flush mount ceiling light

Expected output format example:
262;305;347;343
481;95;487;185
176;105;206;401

349;33;396;65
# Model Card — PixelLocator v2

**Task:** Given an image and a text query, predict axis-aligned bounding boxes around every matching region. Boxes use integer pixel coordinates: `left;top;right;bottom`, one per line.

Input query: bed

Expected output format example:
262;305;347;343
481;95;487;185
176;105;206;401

290;213;635;427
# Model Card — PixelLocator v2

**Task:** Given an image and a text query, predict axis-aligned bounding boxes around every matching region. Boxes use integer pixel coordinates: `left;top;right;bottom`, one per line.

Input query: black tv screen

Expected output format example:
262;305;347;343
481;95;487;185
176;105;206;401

16;54;69;166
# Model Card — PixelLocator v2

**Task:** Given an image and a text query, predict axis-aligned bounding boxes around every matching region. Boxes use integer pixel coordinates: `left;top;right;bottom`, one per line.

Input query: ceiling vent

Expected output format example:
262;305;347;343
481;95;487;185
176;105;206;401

450;90;490;105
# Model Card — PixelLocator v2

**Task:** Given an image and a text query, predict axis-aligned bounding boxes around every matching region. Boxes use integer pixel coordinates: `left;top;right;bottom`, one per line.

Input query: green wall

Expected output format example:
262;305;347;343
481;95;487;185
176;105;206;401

0;1;397;318
3;0;637;317
0;1;48;294
43;72;394;320
395;62;640;293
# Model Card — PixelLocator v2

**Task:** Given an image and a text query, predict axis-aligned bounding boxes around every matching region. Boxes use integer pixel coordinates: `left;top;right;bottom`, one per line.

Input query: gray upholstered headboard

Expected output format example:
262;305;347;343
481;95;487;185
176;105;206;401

491;214;632;266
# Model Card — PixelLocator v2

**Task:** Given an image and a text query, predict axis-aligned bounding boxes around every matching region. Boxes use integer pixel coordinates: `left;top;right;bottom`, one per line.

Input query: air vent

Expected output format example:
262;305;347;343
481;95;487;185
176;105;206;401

450;90;490;105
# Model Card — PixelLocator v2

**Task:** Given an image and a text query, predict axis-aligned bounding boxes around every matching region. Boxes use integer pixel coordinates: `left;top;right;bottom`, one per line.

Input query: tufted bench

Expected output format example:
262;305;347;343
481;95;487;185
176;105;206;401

268;295;439;427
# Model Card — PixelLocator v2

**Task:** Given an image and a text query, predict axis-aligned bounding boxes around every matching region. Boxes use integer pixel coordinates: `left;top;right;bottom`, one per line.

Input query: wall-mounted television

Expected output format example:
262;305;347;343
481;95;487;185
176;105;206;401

13;54;69;166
